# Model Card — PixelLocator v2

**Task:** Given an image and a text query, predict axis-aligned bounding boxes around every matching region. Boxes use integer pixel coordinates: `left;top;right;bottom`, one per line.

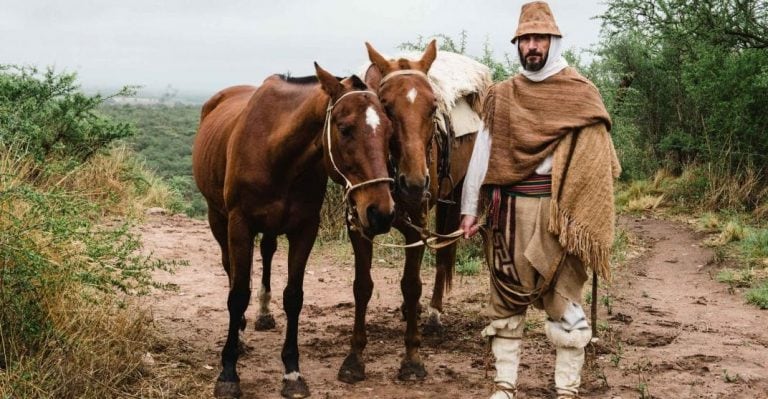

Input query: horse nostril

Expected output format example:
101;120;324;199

398;174;408;189
367;204;379;224
366;205;393;234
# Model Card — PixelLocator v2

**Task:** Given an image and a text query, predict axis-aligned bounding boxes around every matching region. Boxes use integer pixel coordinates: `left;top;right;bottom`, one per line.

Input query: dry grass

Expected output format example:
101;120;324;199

626;194;665;212
1;294;147;398
697;212;721;231
616;172;668;212
41;146;181;218
716;221;749;245
704;168;764;212
318;182;347;242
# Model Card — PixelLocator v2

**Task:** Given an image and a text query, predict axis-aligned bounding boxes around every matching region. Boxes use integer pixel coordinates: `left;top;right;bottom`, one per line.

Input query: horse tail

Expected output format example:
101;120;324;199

442;255;454;294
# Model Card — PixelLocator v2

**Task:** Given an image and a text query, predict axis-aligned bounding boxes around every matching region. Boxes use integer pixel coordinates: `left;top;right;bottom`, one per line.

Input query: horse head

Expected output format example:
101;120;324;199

315;63;395;236
364;40;438;205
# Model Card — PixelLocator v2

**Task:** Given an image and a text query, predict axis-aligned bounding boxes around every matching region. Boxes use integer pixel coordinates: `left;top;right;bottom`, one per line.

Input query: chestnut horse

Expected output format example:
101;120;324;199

192;63;395;398
335;41;491;383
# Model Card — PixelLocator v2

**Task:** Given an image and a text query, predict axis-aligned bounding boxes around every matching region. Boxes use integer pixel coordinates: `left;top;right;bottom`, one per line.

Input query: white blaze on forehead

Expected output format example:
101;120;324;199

365;106;380;132
407;88;418;104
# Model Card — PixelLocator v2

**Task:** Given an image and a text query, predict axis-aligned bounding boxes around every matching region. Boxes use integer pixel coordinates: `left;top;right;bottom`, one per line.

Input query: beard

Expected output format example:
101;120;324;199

520;49;548;72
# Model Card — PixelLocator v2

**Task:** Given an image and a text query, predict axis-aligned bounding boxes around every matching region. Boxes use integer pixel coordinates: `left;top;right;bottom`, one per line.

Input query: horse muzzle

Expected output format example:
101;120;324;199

364;205;394;236
397;174;430;204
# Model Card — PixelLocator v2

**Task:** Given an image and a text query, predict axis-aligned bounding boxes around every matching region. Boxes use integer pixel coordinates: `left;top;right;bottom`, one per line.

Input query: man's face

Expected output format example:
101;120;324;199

517;34;551;72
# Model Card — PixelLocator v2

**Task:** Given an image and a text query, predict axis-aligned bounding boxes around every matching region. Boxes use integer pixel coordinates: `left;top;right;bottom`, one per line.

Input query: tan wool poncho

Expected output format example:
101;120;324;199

482;67;621;279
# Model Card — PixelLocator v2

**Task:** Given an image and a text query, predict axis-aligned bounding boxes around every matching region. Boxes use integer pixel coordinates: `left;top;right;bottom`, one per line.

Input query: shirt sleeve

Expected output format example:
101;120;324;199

460;122;491;217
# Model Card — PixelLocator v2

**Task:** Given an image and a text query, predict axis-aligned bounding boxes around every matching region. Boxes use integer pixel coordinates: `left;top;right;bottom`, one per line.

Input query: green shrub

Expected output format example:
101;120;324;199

740;228;768;261
745;282;768;309
0;65;134;161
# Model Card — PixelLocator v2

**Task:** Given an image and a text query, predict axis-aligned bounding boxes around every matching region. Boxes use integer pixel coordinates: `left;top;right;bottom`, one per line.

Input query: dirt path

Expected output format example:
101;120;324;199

141;214;767;398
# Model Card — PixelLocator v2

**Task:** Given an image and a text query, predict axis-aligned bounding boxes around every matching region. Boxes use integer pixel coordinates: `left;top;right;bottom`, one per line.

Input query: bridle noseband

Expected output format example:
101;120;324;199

323;90;394;206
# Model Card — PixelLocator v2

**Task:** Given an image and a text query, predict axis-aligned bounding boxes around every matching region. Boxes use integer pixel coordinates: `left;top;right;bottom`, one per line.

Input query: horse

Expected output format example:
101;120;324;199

192;63;395;398
335;41;493;383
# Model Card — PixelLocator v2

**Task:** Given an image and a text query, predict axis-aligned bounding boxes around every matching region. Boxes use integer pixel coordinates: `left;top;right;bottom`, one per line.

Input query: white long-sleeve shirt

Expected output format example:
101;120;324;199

460;122;553;217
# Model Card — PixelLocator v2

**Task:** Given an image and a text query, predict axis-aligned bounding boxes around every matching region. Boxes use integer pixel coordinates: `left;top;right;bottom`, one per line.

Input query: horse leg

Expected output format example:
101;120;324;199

338;229;374;383
214;209;255;398
394;217;428;381
279;221;317;399
209;208;249;333
255;234;277;331
426;195;461;333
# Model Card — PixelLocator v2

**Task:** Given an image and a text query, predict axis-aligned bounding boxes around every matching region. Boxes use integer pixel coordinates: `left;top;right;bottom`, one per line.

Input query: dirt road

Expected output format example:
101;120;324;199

142;214;767;398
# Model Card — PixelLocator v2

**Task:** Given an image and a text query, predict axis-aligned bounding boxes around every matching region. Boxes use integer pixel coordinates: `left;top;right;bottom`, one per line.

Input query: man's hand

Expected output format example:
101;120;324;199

460;215;480;239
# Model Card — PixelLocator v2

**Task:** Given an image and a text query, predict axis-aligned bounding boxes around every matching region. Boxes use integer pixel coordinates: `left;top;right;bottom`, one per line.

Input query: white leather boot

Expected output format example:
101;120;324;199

545;303;592;398
554;345;585;398
489;337;521;399
482;315;525;399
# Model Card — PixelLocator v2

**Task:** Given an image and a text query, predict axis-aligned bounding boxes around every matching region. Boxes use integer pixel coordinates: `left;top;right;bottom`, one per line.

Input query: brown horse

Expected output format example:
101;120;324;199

192;63;395;398
336;41;490;383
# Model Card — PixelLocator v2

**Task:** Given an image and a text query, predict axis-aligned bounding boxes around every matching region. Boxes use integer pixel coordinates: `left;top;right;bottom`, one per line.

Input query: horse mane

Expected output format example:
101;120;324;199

347;75;368;91
277;74;328;84
276;74;368;91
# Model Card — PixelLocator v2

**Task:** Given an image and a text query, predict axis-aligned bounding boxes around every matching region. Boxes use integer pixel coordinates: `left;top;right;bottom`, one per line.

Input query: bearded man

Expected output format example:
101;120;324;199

459;2;621;398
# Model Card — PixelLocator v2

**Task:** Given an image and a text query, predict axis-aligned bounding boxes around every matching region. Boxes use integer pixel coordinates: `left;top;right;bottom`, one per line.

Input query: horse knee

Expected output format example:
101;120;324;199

227;289;251;315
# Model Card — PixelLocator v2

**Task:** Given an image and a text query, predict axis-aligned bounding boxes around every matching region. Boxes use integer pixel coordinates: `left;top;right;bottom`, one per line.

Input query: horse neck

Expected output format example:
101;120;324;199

269;86;329;171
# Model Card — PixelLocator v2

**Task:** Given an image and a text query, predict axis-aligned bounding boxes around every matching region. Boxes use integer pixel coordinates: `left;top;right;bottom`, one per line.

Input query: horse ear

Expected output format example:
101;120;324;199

315;62;342;100
348;75;368;91
363;64;383;92
418;39;438;73
366;42;392;76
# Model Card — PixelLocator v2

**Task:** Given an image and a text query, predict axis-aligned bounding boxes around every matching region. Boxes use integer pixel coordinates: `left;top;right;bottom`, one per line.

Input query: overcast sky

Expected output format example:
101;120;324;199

1;1;608;96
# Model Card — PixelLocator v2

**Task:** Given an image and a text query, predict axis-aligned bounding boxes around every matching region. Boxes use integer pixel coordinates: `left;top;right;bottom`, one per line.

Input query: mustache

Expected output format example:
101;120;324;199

525;51;544;58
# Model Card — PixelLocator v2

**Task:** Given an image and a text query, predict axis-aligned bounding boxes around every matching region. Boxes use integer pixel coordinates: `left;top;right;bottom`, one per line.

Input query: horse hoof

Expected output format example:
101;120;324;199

281;376;310;398
255;314;276;331
213;381;242;398
398;360;427;381
423;320;445;336
337;353;366;383
423;314;445;336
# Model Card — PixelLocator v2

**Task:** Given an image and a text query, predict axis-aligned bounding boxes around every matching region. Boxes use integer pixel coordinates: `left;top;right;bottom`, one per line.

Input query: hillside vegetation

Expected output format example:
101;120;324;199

0;65;182;397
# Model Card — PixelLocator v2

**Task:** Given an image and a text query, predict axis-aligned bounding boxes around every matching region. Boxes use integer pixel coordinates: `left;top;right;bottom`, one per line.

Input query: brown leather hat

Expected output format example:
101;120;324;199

511;1;562;43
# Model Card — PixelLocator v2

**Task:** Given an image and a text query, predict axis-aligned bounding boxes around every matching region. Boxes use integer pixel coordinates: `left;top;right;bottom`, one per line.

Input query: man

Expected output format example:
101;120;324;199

459;2;621;398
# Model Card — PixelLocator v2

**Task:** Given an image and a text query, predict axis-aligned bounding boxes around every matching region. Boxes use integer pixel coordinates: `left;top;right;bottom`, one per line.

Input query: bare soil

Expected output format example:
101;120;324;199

141;214;767;398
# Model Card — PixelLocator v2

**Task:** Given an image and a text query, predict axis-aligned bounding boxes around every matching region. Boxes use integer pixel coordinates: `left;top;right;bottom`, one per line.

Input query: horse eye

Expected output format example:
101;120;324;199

337;123;353;136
